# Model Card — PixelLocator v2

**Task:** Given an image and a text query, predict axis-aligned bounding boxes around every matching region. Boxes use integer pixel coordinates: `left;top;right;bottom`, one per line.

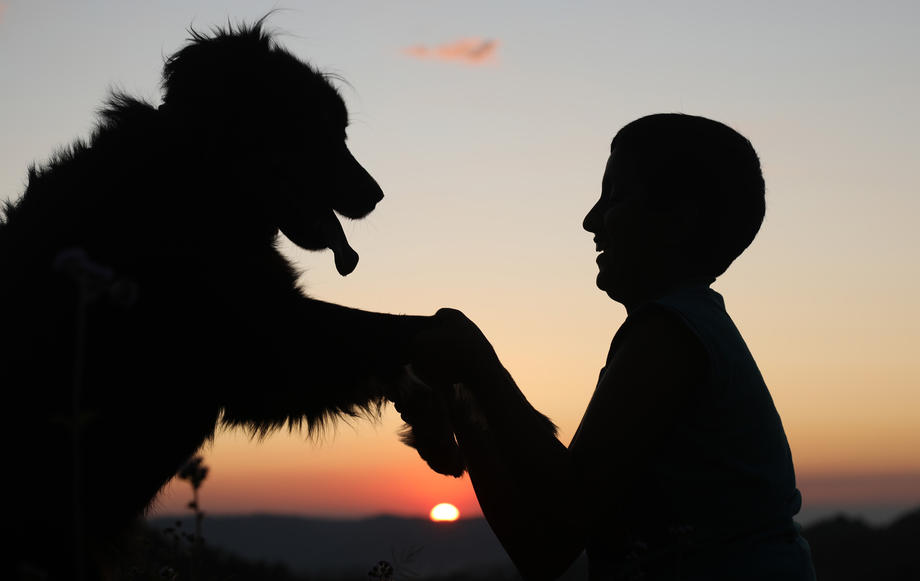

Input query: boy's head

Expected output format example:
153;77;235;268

584;113;765;303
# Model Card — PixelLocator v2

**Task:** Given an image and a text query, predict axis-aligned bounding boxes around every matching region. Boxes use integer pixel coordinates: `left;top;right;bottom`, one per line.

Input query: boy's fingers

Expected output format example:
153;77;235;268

410;321;464;382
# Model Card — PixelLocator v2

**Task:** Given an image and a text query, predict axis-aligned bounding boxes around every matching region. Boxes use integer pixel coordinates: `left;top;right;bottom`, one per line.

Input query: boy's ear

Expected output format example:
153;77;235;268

679;204;702;232
659;202;701;246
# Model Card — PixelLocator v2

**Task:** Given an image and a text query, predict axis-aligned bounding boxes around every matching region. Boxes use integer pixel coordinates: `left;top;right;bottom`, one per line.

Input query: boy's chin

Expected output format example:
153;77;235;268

595;270;626;302
595;266;649;306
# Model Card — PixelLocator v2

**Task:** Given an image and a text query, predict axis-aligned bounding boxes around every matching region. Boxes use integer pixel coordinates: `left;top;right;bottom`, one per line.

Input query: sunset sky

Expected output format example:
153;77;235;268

1;1;918;524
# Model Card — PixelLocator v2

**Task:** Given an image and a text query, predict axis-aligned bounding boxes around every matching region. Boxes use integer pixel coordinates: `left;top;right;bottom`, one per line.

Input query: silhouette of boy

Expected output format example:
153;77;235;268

409;114;817;580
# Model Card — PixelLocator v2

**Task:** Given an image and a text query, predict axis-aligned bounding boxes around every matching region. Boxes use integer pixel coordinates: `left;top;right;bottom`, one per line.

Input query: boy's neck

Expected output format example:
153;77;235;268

621;275;715;314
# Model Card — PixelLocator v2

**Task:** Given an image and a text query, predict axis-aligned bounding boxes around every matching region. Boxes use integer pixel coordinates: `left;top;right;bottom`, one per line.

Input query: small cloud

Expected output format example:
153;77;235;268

403;38;498;65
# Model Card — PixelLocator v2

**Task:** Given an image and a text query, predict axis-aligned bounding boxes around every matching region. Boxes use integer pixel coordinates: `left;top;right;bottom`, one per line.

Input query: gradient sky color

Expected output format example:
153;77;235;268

1;1;918;524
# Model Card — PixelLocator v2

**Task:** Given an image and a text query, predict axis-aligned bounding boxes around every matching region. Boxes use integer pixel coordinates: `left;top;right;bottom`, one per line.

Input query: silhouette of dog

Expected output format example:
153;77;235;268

0;21;461;579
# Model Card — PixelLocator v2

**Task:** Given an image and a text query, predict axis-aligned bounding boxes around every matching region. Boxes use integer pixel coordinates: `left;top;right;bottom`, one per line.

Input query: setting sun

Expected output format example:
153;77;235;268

429;503;460;522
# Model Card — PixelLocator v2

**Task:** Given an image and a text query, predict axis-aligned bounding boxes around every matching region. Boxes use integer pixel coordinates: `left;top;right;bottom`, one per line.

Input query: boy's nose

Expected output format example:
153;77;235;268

583;200;602;233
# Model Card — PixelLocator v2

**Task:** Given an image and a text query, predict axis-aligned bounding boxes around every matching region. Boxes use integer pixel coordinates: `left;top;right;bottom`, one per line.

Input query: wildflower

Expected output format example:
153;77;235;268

368;560;394;581
177;455;209;489
177;455;208;545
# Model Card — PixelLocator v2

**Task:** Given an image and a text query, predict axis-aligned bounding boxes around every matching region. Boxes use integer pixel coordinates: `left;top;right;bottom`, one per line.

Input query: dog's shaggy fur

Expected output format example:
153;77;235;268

0;21;461;579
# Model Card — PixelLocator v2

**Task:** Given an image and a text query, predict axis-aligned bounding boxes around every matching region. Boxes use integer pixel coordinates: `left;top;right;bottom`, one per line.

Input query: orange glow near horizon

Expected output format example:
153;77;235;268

430;503;460;522
148;415;484;520
147;407;920;521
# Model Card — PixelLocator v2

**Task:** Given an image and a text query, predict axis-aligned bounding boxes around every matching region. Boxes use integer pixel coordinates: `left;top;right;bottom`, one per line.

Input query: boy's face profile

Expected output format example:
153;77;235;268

585;115;765;303
584;148;691;304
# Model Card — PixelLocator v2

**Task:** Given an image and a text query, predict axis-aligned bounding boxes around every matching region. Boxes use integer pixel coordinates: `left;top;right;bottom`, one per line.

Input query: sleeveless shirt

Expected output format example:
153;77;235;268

578;285;814;580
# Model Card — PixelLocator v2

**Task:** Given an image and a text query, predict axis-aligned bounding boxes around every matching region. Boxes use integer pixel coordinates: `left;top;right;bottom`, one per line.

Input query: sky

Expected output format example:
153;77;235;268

1;0;918;525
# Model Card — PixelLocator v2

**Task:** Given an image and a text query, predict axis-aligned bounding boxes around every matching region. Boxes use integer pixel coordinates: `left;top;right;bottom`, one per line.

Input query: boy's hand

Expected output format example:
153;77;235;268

410;308;499;389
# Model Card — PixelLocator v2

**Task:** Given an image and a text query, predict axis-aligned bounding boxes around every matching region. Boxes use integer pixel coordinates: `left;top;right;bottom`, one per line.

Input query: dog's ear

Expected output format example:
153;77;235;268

161;23;274;114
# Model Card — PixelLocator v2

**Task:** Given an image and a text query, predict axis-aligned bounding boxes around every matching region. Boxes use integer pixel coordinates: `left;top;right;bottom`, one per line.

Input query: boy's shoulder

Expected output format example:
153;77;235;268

610;300;709;380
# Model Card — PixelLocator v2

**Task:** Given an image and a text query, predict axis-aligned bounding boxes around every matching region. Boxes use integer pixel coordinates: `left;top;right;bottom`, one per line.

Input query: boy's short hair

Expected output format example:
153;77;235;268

611;113;765;278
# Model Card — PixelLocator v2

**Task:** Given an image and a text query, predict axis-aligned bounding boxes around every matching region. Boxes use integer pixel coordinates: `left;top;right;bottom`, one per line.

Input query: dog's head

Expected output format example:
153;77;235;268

160;20;380;275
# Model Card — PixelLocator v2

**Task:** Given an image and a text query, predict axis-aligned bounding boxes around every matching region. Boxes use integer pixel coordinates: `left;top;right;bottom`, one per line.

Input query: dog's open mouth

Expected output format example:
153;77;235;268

278;208;359;276
275;148;383;277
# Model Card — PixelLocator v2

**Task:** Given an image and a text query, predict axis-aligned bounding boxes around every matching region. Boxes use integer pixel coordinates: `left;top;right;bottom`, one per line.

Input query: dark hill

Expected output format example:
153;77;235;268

147;507;919;580
147;514;524;578
805;507;919;581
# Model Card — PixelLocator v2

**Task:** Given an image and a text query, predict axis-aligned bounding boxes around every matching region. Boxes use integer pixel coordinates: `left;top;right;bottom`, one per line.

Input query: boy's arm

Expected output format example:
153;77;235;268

411;310;586;580
410;307;707;580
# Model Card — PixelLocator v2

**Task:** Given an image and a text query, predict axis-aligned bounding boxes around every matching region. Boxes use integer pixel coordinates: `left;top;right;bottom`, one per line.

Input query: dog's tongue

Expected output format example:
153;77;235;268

320;212;359;276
